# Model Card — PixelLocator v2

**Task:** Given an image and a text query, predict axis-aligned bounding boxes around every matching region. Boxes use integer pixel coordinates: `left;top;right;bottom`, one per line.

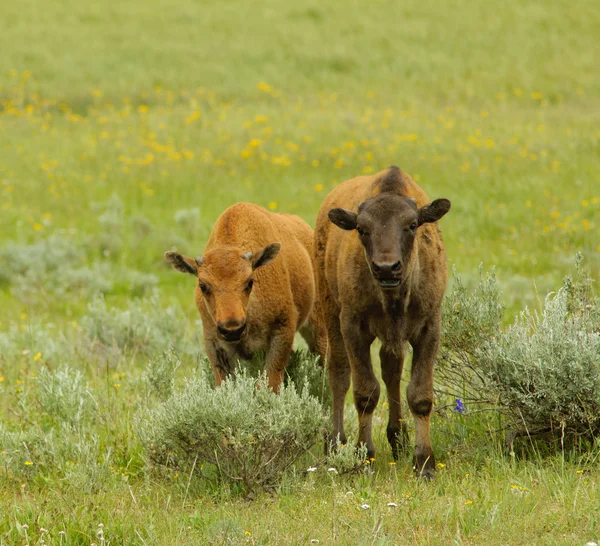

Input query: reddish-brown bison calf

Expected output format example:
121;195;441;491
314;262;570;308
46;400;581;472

166;202;326;392
315;166;451;478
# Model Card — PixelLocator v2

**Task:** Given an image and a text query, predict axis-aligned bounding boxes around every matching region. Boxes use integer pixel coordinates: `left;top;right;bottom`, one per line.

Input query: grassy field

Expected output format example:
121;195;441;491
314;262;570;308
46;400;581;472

1;0;600;544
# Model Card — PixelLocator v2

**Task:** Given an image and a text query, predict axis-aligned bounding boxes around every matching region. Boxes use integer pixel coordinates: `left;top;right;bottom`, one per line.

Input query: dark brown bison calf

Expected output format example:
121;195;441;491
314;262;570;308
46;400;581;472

165;202;326;392
315;166;451;478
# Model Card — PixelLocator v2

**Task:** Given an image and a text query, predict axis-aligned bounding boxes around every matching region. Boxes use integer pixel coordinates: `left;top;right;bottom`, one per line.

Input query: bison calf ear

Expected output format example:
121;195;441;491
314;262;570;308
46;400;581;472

418;199;451;225
328;208;358;231
252;243;281;270
164;251;198;275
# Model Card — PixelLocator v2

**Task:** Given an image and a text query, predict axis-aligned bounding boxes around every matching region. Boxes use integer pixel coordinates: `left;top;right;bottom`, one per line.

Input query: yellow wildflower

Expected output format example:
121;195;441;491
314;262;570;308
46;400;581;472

185;110;201;124
257;81;273;93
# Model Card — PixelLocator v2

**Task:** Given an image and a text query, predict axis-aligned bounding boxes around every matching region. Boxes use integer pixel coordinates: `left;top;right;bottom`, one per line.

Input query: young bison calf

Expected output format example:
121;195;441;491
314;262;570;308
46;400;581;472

165;202;326;392
315;166;451;479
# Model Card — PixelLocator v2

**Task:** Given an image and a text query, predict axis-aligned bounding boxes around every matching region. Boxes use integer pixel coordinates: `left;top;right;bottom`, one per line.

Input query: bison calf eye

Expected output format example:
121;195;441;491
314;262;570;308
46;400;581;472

357;227;367;236
199;282;209;294
409;222;418;232
245;279;254;292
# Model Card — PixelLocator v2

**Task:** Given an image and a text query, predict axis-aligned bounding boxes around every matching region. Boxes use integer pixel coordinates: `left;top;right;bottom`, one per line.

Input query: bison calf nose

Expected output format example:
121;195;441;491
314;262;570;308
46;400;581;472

372;261;401;276
217;321;247;342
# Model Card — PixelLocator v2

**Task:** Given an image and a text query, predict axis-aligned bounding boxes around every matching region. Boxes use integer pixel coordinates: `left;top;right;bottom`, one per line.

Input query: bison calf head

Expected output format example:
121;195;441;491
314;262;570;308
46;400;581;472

164;243;280;342
328;195;450;289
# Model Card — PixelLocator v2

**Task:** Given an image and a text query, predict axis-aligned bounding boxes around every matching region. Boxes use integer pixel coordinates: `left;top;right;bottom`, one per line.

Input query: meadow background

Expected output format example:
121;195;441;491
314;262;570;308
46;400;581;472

1;0;599;544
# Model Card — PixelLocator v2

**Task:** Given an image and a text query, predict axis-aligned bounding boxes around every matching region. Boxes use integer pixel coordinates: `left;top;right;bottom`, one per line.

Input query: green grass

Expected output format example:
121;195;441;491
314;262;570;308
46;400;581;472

1;0;600;544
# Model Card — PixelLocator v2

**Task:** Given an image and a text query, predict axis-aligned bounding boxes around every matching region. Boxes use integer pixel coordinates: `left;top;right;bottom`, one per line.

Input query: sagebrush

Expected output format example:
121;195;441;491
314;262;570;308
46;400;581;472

138;370;327;493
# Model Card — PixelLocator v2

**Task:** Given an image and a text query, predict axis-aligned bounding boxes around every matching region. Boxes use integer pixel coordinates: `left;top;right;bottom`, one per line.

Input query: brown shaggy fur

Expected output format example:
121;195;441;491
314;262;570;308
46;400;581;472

166;202;326;392
315;166;451;478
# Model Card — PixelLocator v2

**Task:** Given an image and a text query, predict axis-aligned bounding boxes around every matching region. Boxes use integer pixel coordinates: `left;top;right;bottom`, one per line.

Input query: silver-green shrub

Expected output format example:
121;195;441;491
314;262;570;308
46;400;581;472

138;371;327;492
325;439;368;475
0;231;84;286
284;349;331;407
480;257;600;437
0;321;69;367
37;366;96;428
441;255;600;440
0;228;157;301
82;293;190;356
143;347;181;401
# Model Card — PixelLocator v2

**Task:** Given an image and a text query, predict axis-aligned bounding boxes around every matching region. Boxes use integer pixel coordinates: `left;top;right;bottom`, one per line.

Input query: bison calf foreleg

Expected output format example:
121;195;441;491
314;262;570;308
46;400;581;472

265;328;295;393
380;345;408;461
342;313;378;459
205;337;234;387
408;320;440;479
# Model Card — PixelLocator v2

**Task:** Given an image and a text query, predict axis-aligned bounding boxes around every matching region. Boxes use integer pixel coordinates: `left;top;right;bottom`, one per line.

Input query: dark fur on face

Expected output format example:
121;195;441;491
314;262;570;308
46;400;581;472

328;195;450;288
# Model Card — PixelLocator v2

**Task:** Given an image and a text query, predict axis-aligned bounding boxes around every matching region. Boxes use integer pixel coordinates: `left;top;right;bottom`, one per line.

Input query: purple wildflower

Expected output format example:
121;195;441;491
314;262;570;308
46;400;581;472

453;398;466;414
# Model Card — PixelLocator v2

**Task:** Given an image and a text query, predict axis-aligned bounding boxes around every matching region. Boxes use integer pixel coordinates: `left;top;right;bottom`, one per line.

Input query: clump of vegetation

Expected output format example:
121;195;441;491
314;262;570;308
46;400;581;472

138;371;327;493
82;293;190;357
220;348;329;404
0;231;84;287
481;254;600;440
0;321;69;367
37;365;96;428
325;439;369;475
143;347;181;401
284;350;331;406
441;255;600;442
0;226;157;302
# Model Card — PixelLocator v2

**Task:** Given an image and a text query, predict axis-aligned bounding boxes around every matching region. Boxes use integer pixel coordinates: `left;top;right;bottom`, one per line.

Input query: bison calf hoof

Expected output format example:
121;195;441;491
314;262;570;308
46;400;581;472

413;450;436;480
